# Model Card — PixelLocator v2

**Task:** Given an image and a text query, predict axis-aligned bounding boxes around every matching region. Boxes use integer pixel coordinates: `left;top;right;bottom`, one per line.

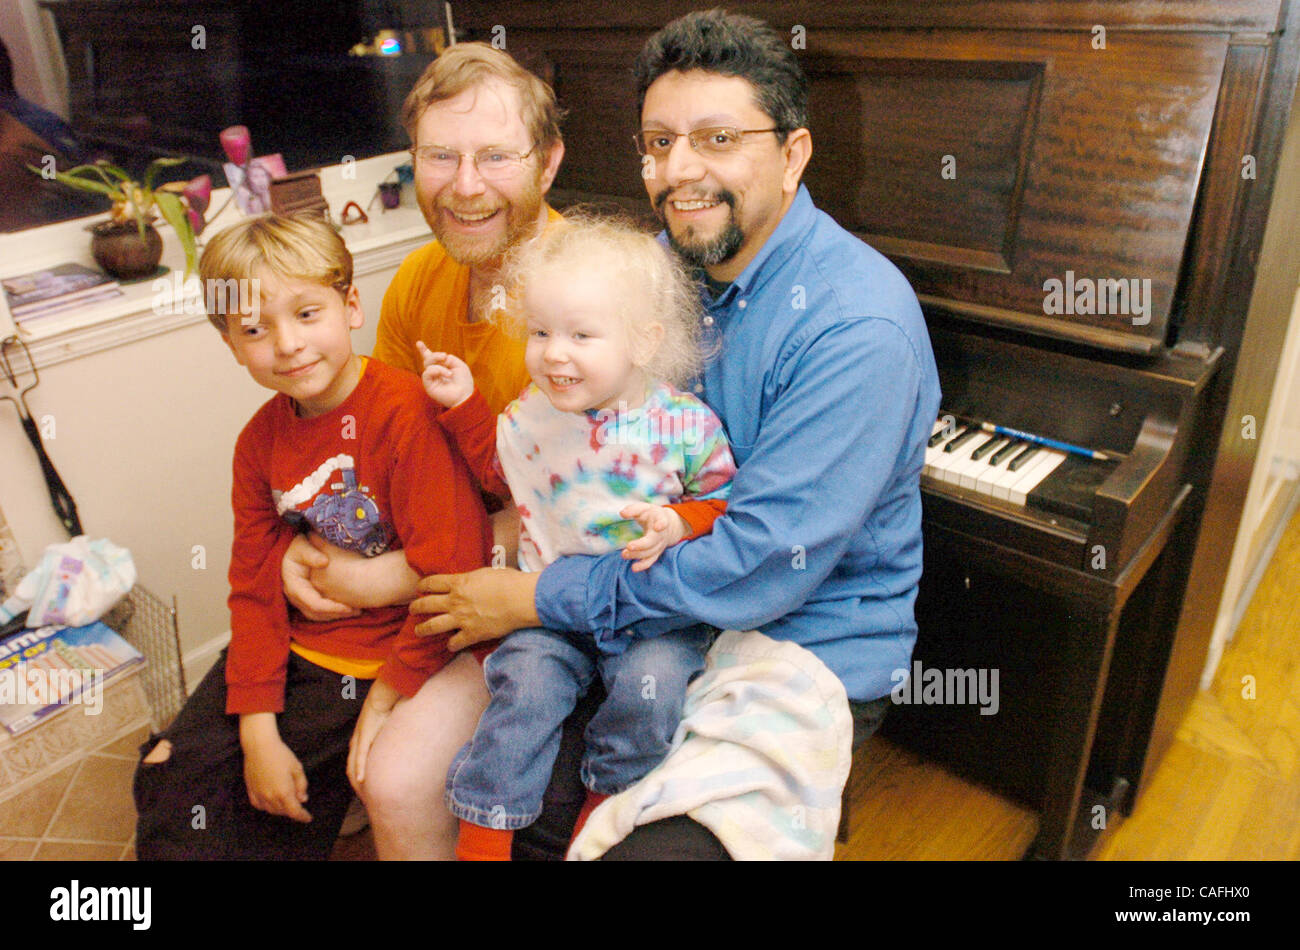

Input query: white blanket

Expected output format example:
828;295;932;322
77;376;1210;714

568;629;853;861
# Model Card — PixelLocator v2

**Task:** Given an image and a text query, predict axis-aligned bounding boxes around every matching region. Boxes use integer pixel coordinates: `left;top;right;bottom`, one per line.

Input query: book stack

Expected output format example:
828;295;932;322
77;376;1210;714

1;263;123;325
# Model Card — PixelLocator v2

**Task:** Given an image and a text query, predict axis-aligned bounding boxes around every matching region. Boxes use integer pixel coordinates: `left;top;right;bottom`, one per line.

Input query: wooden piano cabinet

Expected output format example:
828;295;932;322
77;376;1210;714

890;485;1193;860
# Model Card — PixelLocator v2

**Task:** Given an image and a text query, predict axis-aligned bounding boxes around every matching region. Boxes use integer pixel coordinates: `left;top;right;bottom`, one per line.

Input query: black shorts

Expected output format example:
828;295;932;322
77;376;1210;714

133;650;371;860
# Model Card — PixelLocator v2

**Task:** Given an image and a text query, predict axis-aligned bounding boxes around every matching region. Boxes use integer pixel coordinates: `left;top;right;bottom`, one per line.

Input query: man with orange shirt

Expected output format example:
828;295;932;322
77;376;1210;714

278;43;565;859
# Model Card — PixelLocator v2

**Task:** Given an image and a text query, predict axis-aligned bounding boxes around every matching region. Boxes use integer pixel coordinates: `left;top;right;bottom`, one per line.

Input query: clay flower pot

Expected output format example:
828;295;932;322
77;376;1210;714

90;220;163;280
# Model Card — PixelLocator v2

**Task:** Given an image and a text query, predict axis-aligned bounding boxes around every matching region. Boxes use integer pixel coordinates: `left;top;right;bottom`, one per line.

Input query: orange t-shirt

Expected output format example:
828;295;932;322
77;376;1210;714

371;211;562;415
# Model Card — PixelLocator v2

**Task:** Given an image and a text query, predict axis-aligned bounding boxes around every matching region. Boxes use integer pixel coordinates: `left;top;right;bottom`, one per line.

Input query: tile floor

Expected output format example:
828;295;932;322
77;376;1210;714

0;720;379;860
0;723;146;860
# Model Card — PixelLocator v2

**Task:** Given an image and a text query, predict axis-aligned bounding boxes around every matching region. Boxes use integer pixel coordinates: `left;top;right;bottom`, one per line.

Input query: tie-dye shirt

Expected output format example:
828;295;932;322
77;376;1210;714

443;381;736;573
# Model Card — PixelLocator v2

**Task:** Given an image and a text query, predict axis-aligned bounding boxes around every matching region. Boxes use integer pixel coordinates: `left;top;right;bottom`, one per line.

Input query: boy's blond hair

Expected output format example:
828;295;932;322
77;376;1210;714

402;42;563;151
199;213;353;332
498;212;703;388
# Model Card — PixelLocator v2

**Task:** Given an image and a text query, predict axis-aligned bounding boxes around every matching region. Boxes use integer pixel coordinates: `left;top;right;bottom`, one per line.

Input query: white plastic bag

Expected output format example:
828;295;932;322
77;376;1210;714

0;536;135;628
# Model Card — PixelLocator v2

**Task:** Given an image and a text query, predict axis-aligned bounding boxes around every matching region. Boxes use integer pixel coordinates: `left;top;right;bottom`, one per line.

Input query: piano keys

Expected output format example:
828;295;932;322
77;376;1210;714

924;418;1117;518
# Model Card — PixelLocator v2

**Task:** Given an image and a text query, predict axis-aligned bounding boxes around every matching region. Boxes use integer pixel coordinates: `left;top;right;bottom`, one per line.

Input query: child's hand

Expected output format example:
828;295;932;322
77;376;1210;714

619;502;691;572
240;714;312;822
417;342;474;408
347;679;402;791
282;533;361;621
307;537;410;609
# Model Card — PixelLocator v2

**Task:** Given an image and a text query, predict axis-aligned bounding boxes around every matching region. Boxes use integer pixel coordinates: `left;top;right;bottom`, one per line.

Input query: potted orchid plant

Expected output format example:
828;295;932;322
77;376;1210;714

31;157;211;279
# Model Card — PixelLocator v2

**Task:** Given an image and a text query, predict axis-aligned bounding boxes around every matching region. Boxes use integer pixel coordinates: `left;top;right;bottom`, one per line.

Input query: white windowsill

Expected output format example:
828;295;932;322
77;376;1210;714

0;152;431;371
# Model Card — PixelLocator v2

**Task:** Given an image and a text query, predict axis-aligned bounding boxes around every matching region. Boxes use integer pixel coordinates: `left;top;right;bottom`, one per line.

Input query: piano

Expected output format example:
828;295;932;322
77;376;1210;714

449;1;1300;859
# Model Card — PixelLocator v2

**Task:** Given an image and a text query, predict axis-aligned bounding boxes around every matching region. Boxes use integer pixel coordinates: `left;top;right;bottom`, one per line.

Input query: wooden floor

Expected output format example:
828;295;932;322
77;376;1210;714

836;505;1300;861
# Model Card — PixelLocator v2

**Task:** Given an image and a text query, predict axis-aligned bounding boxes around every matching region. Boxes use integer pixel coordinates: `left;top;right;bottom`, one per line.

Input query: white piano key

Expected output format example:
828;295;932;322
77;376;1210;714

992;446;1040;501
973;442;1016;495
957;436;1005;490
923;419;950;478
1007;449;1067;506
950;446;990;490
933;431;982;485
925;425;960;481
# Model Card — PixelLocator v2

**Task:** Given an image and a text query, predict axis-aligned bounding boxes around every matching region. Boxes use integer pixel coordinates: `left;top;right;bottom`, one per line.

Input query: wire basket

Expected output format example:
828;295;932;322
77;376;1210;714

102;585;188;731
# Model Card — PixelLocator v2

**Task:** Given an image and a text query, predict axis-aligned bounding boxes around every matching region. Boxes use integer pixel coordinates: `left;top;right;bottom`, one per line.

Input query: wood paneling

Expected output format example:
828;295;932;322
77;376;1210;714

459;2;1285;34
801;30;1228;349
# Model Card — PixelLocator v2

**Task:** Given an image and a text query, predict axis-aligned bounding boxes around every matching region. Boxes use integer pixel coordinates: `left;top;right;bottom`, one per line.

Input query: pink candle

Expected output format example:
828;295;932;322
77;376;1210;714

219;126;252;167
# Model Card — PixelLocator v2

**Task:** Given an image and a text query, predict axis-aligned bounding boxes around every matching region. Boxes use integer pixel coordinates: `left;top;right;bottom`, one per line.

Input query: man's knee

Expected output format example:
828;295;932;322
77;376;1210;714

599;815;732;861
358;743;439;813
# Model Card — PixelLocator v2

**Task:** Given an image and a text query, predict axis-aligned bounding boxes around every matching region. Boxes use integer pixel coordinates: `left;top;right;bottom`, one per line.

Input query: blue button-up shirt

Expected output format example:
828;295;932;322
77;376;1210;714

536;185;942;700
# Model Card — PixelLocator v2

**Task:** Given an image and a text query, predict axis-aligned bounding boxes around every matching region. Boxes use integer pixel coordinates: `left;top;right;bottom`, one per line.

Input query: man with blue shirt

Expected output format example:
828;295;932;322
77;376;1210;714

414;9;942;860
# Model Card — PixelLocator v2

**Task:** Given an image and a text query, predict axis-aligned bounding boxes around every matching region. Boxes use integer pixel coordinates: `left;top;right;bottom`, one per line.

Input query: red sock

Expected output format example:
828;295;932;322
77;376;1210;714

571;791;610;843
456;820;513;861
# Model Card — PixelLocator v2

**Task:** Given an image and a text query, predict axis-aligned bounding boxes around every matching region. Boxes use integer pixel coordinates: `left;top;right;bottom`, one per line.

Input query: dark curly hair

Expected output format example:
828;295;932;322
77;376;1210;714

632;8;808;142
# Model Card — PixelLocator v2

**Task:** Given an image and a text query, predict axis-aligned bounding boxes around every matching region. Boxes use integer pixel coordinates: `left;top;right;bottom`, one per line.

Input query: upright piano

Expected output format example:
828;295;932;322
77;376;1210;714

459;1;1300;859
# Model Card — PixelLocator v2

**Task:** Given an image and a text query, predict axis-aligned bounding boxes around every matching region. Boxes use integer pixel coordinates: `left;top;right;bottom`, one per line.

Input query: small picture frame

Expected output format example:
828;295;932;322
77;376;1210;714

223;154;288;215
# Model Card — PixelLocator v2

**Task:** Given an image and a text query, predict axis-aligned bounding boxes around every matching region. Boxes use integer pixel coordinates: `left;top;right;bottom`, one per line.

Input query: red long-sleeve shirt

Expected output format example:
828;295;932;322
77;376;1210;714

225;359;492;714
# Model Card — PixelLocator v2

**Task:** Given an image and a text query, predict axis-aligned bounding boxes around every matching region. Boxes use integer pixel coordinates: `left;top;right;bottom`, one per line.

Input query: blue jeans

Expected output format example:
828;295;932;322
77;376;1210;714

446;625;713;829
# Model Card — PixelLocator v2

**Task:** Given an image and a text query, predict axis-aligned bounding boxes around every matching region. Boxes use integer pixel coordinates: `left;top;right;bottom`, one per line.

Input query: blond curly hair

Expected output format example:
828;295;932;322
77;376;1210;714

496;212;704;388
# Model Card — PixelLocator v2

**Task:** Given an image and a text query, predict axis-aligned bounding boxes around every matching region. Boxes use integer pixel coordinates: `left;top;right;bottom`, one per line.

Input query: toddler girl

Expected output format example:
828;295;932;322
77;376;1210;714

419;214;736;860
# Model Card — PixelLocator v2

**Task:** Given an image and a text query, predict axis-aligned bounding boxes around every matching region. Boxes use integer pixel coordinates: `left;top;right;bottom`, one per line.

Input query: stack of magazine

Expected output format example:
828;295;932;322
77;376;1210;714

1;263;123;325
0;621;144;735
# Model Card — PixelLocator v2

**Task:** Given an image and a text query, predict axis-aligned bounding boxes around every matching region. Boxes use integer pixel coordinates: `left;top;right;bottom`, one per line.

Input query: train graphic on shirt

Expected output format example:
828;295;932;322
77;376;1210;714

272;453;394;557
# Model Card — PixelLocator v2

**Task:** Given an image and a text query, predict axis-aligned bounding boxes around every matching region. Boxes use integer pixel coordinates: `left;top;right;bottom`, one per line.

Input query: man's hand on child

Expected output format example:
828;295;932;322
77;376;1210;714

347;678;401;791
240;713;312;822
619;502;690;571
282;534;361;621
417;342;474;408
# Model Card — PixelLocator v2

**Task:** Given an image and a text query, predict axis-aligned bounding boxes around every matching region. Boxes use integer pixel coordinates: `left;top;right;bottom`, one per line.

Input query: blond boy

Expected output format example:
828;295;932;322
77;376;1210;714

133;214;492;859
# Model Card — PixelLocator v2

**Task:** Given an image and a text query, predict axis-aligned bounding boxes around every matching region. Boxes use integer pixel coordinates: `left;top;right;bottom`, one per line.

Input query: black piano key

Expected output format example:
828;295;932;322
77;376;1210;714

989;439;1027;466
928;424;953;448
1007;445;1041;472
943;427;979;452
970;436;1006;461
1026;455;1121;522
